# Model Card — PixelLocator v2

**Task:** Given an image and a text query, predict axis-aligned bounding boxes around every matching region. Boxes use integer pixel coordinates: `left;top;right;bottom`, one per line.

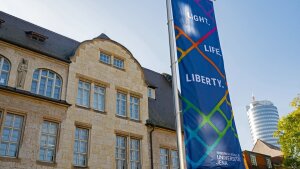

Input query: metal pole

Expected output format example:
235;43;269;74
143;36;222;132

166;0;185;168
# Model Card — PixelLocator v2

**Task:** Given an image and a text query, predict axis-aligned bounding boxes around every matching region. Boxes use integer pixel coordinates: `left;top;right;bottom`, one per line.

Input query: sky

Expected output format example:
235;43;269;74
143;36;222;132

1;0;300;151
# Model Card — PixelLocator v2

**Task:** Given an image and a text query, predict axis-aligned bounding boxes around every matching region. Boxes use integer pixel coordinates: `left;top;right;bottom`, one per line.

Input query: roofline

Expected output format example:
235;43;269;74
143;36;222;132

0;38;71;63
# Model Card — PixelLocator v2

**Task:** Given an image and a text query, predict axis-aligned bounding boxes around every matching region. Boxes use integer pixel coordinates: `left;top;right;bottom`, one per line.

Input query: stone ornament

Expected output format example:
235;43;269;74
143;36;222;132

16;58;28;89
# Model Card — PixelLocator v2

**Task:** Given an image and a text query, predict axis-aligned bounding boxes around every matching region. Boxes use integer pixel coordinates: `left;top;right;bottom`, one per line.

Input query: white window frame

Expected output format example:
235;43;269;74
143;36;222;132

100;53;111;64
116;136;127;169
31;69;62;99
130;96;140;120
93;85;105;112
0;56;10;86
39;121;58;162
147;88;155;99
116;92;127;117
77;80;91;108
266;157;272;169
171;150;179;169
0;113;24;158
113;58;124;69
130;138;140;169
73;127;89;167
250;154;257;166
160;148;169;169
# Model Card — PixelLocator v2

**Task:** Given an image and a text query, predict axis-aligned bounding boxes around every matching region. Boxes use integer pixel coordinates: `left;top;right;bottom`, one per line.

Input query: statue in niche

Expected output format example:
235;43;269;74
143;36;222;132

16;58;28;89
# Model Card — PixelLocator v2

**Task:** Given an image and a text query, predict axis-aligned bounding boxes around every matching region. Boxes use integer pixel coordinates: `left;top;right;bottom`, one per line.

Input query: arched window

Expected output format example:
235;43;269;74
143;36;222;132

31;69;62;99
0;55;10;85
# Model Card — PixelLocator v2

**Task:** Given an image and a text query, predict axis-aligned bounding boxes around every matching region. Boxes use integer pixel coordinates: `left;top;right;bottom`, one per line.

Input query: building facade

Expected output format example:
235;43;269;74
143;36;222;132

0;11;183;169
246;100;280;147
243;150;274;169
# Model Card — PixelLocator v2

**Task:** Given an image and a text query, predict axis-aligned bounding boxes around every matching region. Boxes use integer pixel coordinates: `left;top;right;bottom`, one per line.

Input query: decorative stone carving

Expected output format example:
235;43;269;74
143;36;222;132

16;58;28;89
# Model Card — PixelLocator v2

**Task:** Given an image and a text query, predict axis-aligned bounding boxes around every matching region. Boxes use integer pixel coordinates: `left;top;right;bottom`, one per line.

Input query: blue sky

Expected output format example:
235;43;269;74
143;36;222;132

1;0;299;150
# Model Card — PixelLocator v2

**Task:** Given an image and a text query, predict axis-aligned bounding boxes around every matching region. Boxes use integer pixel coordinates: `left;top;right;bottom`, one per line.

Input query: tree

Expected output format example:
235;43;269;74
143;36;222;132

274;95;300;169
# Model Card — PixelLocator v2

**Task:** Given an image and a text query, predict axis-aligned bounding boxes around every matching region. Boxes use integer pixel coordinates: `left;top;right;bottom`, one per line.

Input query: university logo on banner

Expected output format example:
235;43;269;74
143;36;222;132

171;0;245;168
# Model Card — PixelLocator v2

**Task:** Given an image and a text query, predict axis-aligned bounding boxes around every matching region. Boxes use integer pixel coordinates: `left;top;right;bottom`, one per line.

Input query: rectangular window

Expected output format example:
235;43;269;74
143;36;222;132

73;127;89;167
39;121;58;162
0;113;24;157
148;88;155;99
113;58;124;69
130;96;139;120
100;53;111;64
171;150;179;169
77;80;91;107
93;85;105;112
160;148;169;169
130;139;140;169
266;158;272;169
250;154;257;166
116;92;127;117
116;136;126;169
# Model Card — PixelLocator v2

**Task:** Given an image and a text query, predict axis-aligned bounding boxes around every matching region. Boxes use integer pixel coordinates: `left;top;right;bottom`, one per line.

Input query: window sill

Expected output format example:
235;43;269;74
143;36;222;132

92;109;107;115
75;104;91;110
0;156;21;162
36;160;57;167
115;114;128;120
72;165;89;169
130;118;142;123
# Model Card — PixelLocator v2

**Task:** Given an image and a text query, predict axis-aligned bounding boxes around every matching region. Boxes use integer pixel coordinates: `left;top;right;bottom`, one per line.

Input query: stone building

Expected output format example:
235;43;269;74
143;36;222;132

0;11;182;169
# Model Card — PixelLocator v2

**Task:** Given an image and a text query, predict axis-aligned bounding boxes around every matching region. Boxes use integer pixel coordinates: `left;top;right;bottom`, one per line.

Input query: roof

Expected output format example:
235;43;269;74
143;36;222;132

0;11;80;63
143;68;182;131
259;139;281;151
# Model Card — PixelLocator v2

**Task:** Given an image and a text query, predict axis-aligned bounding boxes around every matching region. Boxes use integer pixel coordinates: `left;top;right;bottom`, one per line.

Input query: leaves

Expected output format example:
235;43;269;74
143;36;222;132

274;95;300;169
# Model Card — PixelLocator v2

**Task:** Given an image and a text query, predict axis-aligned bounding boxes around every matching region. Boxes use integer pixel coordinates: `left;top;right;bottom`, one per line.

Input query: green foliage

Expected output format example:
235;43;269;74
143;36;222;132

274;95;300;169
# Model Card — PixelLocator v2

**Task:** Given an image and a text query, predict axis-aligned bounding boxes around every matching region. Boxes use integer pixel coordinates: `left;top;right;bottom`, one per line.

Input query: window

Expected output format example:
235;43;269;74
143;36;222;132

116;136;126;169
100;53;111;64
147;88;155;99
31;69;62;99
73;127;89;167
116;92;127;117
113;58;124;69
0;113;24;157
171;150;179;169
250;154;257;166
130;139;140;169
160;148;169;169
266;158;272;169
39;121;58;162
93;85;105;111
77;80;91;107
0;56;10;86
130;96;139;120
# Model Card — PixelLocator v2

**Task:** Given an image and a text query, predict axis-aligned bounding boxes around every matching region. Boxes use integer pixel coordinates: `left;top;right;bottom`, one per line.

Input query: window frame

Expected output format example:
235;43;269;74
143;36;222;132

170;150;179;169
113;57;124;69
31;69;62;100
38;120;59;163
266;157;272;169
129;138;141;169
73;127;89;167
116;92;127;117
76;80;91;108
160;147;169;169
93;85;106;112
99;52;111;65
0;112;25;158
250;154;257;166
130;96;140;120
147;88;156;99
0;55;11;86
115;135;127;169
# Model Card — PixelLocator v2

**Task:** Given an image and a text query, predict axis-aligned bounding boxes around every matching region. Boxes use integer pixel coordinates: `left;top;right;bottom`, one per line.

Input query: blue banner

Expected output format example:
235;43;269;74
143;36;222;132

171;0;245;168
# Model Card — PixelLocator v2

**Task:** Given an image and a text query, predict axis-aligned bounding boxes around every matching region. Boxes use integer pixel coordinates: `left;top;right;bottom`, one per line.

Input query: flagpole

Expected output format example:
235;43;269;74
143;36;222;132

166;0;185;168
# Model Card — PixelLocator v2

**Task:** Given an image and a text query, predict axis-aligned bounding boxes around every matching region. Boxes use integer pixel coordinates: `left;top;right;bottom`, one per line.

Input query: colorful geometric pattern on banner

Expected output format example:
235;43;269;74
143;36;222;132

171;0;245;168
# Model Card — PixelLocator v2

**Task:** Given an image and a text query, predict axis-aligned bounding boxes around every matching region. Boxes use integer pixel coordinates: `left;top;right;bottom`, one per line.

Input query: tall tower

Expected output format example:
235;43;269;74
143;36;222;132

246;99;280;147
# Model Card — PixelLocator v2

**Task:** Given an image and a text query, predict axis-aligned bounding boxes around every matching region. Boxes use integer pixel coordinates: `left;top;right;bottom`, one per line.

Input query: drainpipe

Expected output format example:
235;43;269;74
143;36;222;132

149;125;155;169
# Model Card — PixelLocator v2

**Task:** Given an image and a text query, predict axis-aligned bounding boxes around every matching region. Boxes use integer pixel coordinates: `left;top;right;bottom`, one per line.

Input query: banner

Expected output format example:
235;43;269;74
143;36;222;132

171;0;245;168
